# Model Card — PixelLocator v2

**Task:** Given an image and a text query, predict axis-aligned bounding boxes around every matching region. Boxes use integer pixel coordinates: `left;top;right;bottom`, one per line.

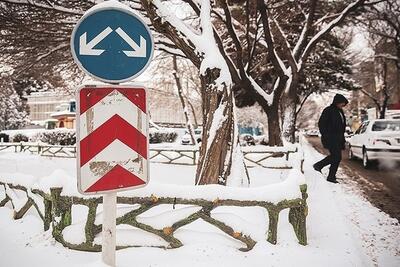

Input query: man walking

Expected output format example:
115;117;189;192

313;94;349;183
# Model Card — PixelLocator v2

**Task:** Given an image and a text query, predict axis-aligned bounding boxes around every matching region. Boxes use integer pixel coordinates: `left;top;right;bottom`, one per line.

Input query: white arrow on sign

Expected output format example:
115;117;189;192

80;27;113;56
115;27;147;58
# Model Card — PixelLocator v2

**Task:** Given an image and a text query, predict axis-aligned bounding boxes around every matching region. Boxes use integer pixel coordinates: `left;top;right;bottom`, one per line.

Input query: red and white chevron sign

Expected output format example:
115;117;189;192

77;85;149;194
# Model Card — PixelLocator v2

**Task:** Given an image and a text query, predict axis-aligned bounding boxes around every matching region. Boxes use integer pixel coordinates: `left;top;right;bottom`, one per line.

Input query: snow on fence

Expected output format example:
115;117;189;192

0;169;308;251
0;142;304;171
0;142;77;158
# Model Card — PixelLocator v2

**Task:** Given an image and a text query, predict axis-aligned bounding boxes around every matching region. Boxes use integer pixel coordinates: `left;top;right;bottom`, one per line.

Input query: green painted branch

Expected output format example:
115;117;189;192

50;188;73;246
84;201;99;246
44;198;52;231
199;212;256;251
267;208;280;245
288;206;307;245
13;198;34;219
119;207;183;249
171;211;201;230
0;195;10;207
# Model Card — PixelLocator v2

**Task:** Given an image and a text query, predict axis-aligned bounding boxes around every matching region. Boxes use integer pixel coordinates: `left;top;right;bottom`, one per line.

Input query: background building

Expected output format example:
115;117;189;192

26;92;74;123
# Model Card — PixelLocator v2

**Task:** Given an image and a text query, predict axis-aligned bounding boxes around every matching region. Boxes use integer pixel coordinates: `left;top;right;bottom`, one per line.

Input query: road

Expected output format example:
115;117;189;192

307;136;400;221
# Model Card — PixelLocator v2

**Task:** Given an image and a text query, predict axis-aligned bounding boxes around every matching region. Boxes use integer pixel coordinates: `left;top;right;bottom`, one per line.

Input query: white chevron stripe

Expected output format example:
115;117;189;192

79;89;147;139
80;139;148;192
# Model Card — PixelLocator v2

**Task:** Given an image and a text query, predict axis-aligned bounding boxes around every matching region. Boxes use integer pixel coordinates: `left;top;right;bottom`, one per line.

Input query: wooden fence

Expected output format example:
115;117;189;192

0;142;302;170
0;181;308;252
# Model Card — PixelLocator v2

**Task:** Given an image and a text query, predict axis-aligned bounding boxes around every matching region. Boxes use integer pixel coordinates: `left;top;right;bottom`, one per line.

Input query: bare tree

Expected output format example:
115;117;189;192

357;0;400;70
172;55;197;145
354;59;393;119
351;0;400;118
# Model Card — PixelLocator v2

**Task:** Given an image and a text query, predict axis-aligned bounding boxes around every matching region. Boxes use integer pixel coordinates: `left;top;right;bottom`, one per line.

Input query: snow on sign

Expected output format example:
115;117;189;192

77;85;149;194
70;3;154;83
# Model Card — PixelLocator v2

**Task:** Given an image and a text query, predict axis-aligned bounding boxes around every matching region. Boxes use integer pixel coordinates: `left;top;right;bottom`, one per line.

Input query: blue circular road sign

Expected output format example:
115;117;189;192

71;5;154;83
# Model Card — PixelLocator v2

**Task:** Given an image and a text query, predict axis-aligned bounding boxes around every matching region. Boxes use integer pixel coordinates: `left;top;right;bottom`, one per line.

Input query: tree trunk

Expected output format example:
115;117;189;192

379;90;389;119
282;74;299;143
195;70;236;185
172;56;197;145
379;61;389;119
282;100;297;143
186;99;199;128
264;103;283;146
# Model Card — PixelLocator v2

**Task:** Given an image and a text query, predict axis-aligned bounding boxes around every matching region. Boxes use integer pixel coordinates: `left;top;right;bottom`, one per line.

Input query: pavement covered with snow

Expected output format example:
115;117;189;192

0;142;399;267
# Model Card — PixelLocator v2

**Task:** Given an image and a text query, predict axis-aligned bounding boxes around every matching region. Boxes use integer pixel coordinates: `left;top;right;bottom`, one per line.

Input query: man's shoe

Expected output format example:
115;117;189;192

313;164;322;174
327;178;339;184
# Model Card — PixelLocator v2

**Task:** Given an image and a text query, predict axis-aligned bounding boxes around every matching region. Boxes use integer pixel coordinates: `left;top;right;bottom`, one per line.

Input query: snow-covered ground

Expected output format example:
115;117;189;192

0;142;399;267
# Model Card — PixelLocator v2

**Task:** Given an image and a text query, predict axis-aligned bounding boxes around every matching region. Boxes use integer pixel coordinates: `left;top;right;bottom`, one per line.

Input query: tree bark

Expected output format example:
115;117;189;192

195;70;235;185
282;75;300;143
264;103;283;146
379;61;389;119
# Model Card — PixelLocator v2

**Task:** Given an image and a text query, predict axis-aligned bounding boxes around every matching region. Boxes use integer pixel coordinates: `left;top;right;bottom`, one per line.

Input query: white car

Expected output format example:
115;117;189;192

181;129;202;145
348;119;400;168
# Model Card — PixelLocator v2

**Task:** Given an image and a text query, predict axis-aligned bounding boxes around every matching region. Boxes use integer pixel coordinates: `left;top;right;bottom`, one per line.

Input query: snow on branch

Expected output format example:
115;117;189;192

0;0;84;15
298;0;366;70
153;0;232;86
271;18;297;72
257;0;289;78
35;43;69;63
293;0;317;60
248;75;274;104
374;53;399;62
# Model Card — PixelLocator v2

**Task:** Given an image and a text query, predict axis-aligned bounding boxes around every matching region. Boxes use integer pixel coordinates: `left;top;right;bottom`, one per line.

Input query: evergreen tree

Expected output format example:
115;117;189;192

0;71;29;130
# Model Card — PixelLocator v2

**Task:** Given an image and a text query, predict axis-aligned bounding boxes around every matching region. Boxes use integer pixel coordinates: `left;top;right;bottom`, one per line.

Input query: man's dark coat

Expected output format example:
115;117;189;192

318;94;348;149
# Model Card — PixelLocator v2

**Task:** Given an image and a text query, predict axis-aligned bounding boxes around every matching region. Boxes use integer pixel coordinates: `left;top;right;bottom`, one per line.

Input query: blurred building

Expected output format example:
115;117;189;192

147;87;202;127
26;92;74;123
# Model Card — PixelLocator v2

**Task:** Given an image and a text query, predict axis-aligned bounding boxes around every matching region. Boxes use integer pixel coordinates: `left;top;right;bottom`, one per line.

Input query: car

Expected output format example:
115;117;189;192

239;134;256;146
348;119;400;168
181;129;202;145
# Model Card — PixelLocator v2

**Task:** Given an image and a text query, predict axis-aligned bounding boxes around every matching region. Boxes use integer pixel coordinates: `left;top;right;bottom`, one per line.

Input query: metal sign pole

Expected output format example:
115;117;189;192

102;191;117;267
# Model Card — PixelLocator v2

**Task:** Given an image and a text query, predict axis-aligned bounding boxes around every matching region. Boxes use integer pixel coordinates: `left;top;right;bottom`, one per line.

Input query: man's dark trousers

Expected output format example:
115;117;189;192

314;143;342;179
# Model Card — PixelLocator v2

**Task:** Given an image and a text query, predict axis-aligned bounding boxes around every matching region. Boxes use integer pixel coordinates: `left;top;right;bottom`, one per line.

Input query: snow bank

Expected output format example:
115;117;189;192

121;168;305;204
1;166;305;204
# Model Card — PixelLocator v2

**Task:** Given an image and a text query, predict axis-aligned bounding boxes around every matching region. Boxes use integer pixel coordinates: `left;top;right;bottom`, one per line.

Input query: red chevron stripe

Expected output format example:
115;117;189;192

80;114;147;166
80;87;146;114
84;164;145;193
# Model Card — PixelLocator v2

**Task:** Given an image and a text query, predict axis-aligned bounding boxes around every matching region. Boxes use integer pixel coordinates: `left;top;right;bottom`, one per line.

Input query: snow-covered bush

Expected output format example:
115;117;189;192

0;70;29;130
12;133;29;142
149;129;178;143
39;129;76;145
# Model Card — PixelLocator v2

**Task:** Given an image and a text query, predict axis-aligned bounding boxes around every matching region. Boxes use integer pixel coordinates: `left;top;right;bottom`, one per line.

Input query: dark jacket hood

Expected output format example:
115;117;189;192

332;94;349;106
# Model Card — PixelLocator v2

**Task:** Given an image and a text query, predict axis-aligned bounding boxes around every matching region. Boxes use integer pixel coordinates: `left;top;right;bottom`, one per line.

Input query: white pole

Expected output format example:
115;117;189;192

102;192;117;267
